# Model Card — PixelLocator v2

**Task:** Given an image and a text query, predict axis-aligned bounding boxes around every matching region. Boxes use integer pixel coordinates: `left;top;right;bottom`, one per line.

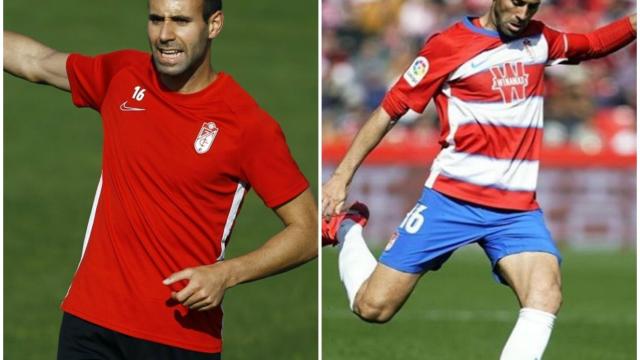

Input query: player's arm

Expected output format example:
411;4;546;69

164;189;317;311
561;14;636;62
4;31;70;91
322;107;395;216
323;32;453;216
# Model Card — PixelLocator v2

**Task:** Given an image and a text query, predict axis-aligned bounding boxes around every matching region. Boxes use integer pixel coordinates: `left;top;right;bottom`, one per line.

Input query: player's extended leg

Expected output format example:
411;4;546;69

497;252;562;360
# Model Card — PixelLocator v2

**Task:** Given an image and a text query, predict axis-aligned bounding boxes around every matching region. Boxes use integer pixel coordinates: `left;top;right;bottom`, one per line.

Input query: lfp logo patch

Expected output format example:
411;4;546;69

403;56;429;87
194;122;219;154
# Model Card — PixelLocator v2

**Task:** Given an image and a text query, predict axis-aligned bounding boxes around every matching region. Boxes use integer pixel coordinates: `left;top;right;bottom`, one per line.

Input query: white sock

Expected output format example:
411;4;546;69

500;308;556;360
337;220;377;310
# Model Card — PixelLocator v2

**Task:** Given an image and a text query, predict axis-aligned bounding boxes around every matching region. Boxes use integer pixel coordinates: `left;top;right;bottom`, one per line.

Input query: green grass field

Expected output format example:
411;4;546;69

322;246;636;359
5;1;317;359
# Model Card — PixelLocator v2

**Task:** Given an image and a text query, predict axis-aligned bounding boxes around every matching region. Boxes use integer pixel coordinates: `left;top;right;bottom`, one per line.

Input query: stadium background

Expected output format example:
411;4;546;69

322;0;636;359
4;1;317;359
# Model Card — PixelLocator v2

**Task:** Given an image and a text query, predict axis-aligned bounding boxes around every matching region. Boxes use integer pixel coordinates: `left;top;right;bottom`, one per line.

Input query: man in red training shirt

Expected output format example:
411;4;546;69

323;0;635;358
5;0;317;359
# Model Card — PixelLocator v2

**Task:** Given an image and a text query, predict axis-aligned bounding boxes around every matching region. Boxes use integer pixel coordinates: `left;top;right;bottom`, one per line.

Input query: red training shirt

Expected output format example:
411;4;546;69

61;50;309;353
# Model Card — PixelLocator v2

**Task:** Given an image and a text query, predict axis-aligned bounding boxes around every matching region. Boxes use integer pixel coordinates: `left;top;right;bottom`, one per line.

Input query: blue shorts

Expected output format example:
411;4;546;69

379;188;561;284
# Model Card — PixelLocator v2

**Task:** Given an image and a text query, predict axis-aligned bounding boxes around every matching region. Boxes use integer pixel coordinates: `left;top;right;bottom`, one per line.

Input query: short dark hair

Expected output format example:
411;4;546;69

203;0;222;21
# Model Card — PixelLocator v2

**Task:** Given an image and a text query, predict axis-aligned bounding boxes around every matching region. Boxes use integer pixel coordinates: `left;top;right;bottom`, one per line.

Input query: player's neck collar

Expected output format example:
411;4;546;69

463;16;500;38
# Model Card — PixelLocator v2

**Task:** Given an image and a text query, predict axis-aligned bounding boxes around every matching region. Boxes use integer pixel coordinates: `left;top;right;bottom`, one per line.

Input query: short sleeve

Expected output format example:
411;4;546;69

241;110;309;208
382;33;453;118
66;50;148;110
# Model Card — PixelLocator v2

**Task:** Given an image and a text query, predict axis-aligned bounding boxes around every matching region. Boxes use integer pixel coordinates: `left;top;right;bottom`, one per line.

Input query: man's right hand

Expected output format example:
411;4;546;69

322;174;349;217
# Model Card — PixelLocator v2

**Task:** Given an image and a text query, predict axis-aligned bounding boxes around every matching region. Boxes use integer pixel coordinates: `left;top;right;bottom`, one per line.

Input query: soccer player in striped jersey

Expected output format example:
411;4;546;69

322;0;635;358
5;0;317;358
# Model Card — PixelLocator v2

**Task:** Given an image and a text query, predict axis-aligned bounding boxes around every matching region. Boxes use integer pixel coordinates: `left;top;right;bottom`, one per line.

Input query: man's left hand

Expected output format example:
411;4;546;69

163;263;231;311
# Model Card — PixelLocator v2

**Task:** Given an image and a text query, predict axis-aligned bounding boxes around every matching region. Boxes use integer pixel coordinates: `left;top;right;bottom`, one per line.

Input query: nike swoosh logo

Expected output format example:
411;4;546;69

119;101;146;112
470;59;489;69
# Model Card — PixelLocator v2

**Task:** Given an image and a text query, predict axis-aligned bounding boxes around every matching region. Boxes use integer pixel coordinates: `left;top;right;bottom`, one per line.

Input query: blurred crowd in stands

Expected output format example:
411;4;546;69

322;0;637;155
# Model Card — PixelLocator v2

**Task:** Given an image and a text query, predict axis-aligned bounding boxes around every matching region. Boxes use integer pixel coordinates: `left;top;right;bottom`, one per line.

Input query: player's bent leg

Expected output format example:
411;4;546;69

345;189;480;323
329;200;417;323
497;252;562;360
352;263;421;323
333;193;457;323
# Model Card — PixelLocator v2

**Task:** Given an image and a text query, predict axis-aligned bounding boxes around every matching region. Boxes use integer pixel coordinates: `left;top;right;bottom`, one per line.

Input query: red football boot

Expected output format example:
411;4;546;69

321;202;369;247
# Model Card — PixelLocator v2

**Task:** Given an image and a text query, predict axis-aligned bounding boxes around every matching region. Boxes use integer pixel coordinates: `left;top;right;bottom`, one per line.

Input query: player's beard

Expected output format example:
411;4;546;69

152;36;208;77
493;6;526;37
153;47;190;77
152;41;210;89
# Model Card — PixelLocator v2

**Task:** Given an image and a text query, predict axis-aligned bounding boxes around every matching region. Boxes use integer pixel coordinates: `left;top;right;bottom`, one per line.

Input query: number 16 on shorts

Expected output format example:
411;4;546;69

399;204;428;234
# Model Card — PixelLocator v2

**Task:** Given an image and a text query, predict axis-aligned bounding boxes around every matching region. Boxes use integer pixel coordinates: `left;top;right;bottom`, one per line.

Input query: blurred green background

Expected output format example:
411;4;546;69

5;1;317;359
323;246;635;359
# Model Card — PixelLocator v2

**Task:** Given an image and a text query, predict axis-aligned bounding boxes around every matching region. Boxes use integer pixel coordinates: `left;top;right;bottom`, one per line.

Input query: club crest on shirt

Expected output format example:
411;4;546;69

522;38;536;60
403;56;429;87
194;122;219;154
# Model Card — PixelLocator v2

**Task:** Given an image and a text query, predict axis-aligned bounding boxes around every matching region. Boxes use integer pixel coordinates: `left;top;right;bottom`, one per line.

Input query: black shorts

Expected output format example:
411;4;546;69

57;312;221;360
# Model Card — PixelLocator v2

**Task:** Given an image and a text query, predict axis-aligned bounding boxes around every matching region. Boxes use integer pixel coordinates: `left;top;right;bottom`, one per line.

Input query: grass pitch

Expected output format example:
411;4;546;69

4;1;317;359
322;246;635;360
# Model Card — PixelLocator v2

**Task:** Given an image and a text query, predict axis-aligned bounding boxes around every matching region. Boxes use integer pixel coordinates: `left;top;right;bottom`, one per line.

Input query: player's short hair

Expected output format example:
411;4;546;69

203;0;222;21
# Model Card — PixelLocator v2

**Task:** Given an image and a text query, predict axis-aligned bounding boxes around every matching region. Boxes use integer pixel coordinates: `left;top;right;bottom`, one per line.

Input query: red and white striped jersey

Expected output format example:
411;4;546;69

62;50;308;353
383;17;581;210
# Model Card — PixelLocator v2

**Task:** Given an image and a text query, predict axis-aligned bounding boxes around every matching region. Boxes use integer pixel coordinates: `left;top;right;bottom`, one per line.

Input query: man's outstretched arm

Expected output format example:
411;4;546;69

163;188;317;311
322;107;395;216
4;31;70;90
563;14;636;62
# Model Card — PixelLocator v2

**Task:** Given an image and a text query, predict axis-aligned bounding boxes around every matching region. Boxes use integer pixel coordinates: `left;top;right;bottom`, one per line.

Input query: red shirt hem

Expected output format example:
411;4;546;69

431;178;539;211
